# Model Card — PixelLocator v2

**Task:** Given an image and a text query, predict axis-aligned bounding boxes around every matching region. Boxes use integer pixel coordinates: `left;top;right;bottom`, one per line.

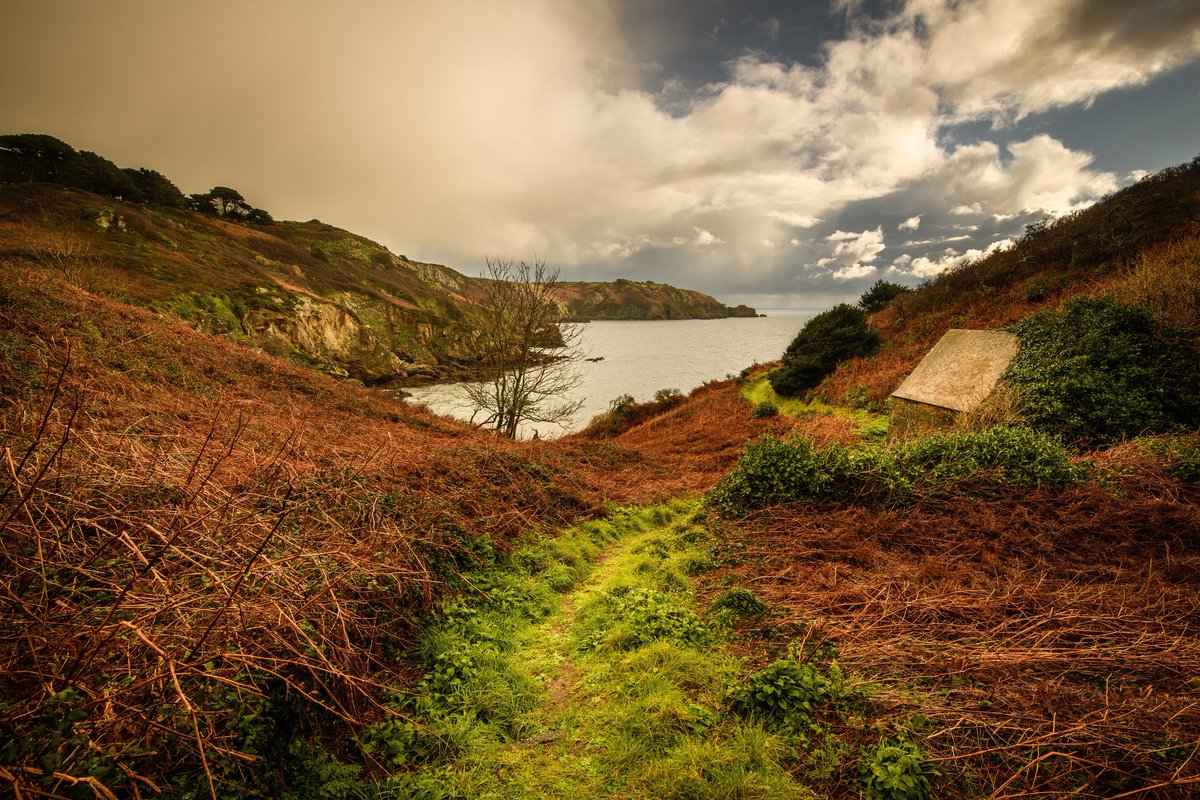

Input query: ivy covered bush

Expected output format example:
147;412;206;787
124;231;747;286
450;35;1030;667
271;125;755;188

1004;295;1200;445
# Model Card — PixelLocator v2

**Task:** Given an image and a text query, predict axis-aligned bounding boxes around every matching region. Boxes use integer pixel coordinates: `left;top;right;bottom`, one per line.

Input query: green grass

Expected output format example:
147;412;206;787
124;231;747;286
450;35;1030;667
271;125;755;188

740;372;888;438
388;500;814;799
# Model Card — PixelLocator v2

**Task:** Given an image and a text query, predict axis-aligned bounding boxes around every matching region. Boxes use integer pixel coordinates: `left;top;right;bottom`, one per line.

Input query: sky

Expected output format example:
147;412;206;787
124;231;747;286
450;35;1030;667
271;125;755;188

3;0;1199;308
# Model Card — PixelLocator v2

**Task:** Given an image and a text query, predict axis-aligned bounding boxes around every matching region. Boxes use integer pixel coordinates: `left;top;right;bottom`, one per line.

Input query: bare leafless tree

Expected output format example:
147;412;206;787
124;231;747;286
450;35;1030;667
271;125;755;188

463;257;584;438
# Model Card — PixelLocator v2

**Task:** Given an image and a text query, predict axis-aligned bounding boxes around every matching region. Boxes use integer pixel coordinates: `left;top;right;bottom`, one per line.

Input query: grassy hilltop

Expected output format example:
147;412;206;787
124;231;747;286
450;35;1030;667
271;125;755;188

1;150;1198;798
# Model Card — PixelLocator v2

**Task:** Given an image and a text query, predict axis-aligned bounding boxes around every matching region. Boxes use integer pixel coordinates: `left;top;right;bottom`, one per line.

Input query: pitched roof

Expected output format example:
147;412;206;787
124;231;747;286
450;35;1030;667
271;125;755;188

891;329;1019;413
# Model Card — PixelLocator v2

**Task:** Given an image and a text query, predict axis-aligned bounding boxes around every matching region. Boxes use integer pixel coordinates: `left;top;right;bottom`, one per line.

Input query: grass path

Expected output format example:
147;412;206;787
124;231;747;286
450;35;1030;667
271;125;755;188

389;501;811;799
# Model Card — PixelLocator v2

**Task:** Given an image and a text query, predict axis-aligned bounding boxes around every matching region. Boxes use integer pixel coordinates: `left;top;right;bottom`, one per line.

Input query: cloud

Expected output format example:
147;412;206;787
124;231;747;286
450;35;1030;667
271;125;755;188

0;0;1192;305
901;0;1200;121
816;227;885;280
895;238;1016;279
768;211;823;228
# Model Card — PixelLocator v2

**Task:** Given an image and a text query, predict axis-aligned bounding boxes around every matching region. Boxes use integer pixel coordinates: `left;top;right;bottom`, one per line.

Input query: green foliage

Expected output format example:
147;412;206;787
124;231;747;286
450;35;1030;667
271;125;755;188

1005;295;1200;444
858;280;913;313
709;428;1085;514
630;726;809;800
1143;435;1200;483
1;133;187;208
750;400;778;419
586;387;686;437
770;304;880;396
581;587;710;652
728;658;846;731
862;739;938;800
708;587;767;618
888;426;1084;488
707;434;857;513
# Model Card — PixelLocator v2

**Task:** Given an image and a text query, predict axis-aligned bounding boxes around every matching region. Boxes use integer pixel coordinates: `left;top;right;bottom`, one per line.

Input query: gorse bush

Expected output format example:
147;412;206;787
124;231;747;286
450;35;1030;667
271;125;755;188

770;304;880;396
709;428;1084;514
706;435;859;513
1005;295;1200;445
888;426;1084;487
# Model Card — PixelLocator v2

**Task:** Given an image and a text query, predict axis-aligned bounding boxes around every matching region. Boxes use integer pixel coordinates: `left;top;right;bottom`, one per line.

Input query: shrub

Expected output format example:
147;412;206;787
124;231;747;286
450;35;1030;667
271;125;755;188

728;658;845;730
862;739;938;800
709;428;1084;515
770;304;880;396
858;280;913;313
750;401;778;419
889;427;1084;489
584;388;686;437
707;435;859;513
1005;295;1200;445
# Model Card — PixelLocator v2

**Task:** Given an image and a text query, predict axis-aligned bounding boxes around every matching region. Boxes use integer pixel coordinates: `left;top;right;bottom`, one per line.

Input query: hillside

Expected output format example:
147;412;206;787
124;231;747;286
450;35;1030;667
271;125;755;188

820;155;1200;406
2;152;1199;798
0;135;754;387
554;278;757;321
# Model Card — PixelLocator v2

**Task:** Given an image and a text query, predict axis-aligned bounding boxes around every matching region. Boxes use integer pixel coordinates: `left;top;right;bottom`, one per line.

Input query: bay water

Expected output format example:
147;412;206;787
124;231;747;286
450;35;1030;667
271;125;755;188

402;309;818;439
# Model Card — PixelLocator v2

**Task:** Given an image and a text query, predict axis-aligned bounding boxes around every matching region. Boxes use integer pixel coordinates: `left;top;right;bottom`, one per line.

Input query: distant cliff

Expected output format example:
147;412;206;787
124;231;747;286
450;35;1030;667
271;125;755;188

554;279;756;321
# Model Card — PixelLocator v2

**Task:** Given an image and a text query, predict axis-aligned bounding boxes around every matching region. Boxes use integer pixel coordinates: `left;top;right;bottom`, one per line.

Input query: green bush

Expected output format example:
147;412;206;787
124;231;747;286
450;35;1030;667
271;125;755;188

770;304;880;396
1005;295;1200;445
728;658;845;730
889;426;1084;488
862;739;938;800
858;280;913;313
709;428;1084;515
707;435;858;513
750;401;778;419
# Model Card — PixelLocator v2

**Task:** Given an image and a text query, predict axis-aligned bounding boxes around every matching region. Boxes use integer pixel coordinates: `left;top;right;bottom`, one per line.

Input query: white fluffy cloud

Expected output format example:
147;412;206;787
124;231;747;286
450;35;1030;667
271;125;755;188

817;227;886;280
898;215;922;231
895;238;1016;278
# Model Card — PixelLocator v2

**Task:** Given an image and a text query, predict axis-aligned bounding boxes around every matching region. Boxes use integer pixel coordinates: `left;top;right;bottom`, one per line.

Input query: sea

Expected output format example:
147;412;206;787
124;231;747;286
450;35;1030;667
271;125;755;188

401;309;820;439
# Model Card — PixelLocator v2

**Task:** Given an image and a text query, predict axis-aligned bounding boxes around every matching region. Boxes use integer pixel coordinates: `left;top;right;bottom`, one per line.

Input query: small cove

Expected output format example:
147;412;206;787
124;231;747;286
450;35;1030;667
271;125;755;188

403;309;819;438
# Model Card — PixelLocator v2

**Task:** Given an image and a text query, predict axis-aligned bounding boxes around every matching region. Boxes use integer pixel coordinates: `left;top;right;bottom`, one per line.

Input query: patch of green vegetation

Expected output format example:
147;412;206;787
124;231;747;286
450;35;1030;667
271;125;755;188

1005;295;1200;445
152;283;297;340
375;501;824;798
770;304;880;396
1141;434;1200;483
862;739;938;800
741;371;888;438
709;427;1086;515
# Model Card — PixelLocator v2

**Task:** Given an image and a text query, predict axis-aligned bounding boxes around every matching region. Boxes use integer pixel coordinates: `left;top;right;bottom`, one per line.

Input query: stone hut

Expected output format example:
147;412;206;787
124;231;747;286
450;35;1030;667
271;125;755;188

889;329;1019;437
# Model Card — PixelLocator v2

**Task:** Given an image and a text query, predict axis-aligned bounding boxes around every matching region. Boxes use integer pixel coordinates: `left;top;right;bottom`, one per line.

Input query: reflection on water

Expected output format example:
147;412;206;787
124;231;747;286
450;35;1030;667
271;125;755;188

402;309;818;439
